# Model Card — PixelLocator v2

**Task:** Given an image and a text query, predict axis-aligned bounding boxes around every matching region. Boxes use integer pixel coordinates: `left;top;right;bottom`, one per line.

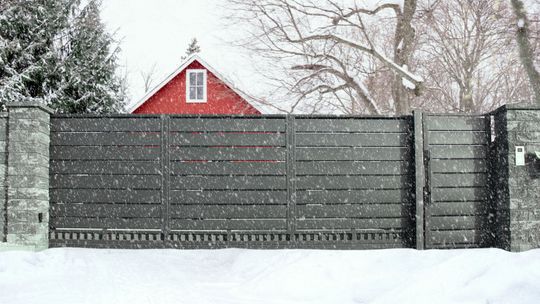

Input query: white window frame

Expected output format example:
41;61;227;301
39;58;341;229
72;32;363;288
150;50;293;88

186;69;207;103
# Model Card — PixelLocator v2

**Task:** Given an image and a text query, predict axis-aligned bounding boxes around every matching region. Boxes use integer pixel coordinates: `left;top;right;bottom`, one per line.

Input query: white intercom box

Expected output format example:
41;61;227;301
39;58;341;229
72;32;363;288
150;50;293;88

515;146;525;166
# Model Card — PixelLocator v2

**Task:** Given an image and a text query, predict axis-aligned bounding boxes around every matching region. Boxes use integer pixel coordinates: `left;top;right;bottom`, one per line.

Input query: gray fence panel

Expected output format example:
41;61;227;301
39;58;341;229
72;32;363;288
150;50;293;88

424;115;492;249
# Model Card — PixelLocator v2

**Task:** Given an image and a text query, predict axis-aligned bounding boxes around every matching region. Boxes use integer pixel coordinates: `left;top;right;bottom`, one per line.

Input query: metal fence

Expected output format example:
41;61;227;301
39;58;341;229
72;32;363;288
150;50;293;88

48;114;493;249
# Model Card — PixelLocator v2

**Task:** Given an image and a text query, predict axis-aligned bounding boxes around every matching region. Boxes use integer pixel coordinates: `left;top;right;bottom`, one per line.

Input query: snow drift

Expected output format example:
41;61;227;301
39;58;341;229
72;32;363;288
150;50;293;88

1;248;539;304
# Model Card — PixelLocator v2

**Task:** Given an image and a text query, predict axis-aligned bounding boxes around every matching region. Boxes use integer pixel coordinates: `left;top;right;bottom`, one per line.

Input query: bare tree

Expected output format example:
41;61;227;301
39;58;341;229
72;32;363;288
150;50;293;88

511;0;540;104
414;0;532;113
225;0;423;114
140;63;157;93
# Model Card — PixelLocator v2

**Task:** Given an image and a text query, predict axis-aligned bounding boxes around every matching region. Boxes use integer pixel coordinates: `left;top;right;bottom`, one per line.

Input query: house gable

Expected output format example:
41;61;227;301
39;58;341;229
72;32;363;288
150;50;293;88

130;57;261;115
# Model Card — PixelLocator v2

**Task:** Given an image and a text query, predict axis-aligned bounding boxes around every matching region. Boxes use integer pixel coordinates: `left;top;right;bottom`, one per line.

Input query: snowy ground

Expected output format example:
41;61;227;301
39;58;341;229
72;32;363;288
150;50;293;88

1;248;539;304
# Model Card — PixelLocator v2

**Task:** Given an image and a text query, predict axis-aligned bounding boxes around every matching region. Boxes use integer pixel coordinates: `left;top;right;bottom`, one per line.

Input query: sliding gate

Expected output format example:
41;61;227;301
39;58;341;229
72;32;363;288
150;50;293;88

49;115;415;249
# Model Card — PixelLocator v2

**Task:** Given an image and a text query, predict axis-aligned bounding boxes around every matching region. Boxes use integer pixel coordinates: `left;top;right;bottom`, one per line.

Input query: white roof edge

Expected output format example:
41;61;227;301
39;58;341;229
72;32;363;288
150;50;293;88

127;54;264;114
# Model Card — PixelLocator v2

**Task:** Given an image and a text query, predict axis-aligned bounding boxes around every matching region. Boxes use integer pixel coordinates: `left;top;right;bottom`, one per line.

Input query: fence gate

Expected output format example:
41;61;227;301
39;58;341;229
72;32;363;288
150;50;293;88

423;114;493;248
49;114;415;249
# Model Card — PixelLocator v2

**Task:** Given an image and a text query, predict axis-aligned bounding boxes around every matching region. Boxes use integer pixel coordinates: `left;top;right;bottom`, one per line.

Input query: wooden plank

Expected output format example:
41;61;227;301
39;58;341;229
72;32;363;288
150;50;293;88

51;117;161;132
431;173;488;188
170;175;286;190
296;175;410;190
51;217;162;229
169;205;287;219
296;147;411;161
50;160;161;175
51;204;162;218
50;189;161;204
295;133;410;147
427;230;481;244
429;146;487;159
169;219;287;230
516;132;540;143
428;201;489;216
297;189;412;204
296;161;410;175
428;216;484;230
296;218;405;230
169;118;285;132
170;147;286;161
170;161;286;175
425;116;487;131
51;132;161;146
295;119;411;133
51;174;161;189
427;131;487;145
169;132;286;146
51;146;160;161
297;204;407;218
431;188;488;202
431;159;487;173
169;190;287;205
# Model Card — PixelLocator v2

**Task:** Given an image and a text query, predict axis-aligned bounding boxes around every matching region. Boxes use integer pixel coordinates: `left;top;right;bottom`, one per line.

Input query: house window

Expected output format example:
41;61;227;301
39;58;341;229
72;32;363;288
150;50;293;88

186;69;207;103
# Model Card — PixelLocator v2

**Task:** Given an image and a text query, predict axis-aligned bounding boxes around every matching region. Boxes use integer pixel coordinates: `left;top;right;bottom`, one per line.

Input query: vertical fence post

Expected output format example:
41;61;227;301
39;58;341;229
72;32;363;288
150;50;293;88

413;111;425;250
161;115;170;246
286;115;297;242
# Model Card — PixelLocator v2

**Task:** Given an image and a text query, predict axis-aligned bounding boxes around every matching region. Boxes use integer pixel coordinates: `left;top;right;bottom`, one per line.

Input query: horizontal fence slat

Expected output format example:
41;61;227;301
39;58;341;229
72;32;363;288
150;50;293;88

427;230;482;245
50;160;161;175
51;132;161;146
428;201;489;216
297;190;412;204
296;133;410;147
51;204;161;218
425;116;487;131
430;159;487;173
427;131;487;145
431;173;488;188
431;188;488;202
169;118;285;132
170;176;286;190
169;219;287;230
169;191;288;205
296;175;411;190
296;161;411;175
296;218;405;230
296;147;411;161
169;133;286;146
170;147;286;161
51;189;161;204
51;217;162;229
429;146;487;159
169;205;287;219
51;117;161;132
295;119;411;133
428;216;485;230
51;146;160;161
170;162;286;175
51;174;161;189
297;204;408;218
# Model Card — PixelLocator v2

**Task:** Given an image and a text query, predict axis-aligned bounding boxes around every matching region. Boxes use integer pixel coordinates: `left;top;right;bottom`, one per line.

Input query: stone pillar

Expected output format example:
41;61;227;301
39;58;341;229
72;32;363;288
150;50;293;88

0;113;8;243
5;103;52;250
494;104;540;252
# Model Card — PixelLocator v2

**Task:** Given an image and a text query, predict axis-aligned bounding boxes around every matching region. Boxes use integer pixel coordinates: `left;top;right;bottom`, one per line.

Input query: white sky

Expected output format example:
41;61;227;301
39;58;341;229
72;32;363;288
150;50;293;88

100;0;263;109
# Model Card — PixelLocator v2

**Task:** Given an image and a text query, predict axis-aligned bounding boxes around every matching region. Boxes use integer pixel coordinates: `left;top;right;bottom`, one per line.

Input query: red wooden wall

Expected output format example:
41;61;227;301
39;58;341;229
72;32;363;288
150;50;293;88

132;61;261;115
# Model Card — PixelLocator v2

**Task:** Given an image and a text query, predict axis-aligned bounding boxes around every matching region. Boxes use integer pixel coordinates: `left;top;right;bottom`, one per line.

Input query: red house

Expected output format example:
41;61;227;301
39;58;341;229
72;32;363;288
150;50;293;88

129;55;262;115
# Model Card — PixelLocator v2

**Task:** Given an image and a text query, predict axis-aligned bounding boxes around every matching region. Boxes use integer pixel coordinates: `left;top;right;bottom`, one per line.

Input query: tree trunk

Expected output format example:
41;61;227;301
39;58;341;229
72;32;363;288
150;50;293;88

393;0;417;114
510;0;540;105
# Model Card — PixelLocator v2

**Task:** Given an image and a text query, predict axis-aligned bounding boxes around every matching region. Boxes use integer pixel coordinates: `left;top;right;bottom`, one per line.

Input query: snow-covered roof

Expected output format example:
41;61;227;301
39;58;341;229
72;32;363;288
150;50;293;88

128;54;264;113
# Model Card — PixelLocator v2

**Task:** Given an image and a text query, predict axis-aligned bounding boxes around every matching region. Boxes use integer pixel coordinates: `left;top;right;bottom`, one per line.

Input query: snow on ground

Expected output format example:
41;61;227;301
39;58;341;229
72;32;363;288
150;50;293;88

1;248;540;304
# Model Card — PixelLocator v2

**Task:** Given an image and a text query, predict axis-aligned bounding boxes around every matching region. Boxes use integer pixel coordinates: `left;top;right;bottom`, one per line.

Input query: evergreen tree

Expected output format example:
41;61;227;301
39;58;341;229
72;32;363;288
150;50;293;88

52;0;126;113
0;0;126;113
182;38;201;60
